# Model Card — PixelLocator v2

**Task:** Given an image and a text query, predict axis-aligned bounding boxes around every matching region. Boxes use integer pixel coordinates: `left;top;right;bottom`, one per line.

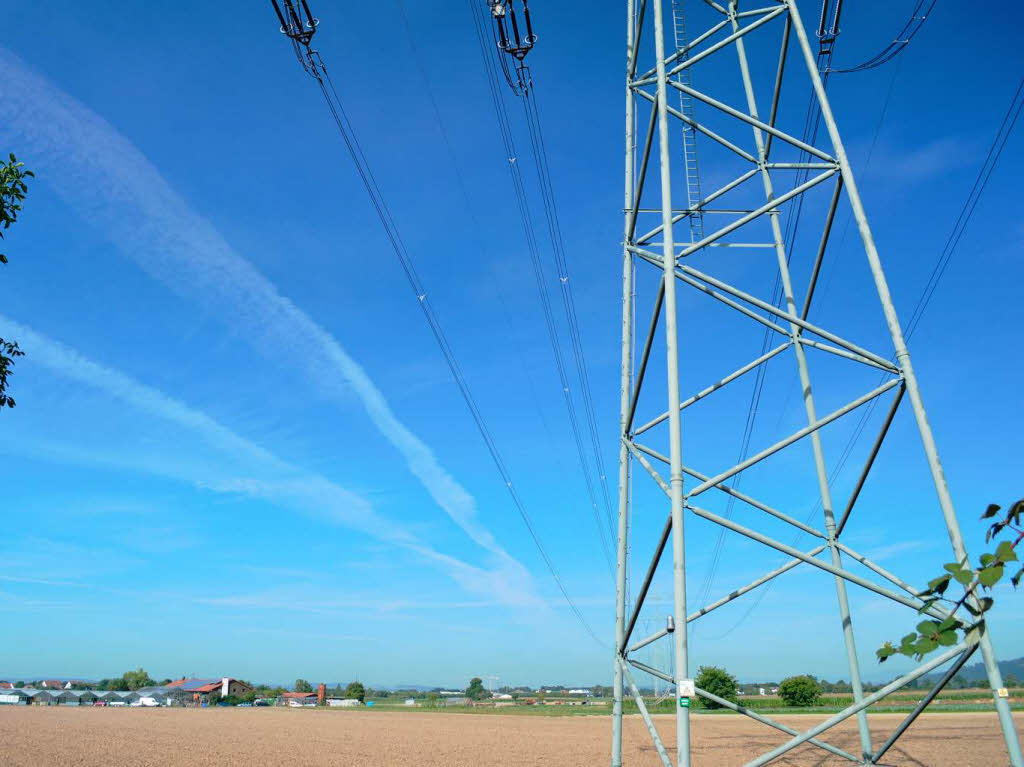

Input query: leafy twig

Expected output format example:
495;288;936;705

877;500;1023;662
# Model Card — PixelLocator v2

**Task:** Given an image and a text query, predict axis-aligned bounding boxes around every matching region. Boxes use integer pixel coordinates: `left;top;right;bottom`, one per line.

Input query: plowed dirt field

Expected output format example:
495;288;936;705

1;707;1020;765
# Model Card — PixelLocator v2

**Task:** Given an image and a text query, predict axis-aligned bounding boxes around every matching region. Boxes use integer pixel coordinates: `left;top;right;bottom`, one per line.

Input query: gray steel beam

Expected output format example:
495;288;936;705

686;378;902;499
636;168;760;244
871;645;978;764
635;87;758;163
686;544;825;622
685;502;949;619
694;686;860;763
728;16;870;751
620;660;672;767
835;384;905;536
612;0;637;761
745;641;973;767
634;342;790;435
787;3;1022;759
650;1;690;759
626;280;665;432
634;7;787;86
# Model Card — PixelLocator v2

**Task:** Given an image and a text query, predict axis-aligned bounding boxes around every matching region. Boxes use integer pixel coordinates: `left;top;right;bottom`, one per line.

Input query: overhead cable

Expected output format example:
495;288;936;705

829;0;936;74
268;0;604;645
469;1;618;561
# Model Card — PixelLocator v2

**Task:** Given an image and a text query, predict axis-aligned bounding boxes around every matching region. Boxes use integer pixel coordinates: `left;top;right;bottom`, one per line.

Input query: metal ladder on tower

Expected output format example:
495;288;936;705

670;0;704;243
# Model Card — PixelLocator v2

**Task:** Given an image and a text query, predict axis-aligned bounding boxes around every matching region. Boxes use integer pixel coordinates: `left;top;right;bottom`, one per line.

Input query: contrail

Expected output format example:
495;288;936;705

0;315;537;606
0;47;519;572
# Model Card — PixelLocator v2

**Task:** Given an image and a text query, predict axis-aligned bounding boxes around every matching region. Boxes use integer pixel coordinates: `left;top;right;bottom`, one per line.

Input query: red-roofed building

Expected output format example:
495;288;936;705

165;677;252;701
0;682;13;689
40;680;64;689
281;691;317;707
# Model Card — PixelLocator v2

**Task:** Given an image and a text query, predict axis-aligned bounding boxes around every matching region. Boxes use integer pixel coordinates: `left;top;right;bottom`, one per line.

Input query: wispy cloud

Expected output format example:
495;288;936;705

0;48;524;580
864;136;977;185
0;316;537;606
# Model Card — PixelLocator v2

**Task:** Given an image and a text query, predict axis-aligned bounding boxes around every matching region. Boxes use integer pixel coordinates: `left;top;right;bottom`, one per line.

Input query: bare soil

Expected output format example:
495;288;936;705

1;707;1020;765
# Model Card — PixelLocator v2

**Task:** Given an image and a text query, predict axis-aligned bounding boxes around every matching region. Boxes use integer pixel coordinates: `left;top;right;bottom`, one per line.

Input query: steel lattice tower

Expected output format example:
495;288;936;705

610;1;1024;765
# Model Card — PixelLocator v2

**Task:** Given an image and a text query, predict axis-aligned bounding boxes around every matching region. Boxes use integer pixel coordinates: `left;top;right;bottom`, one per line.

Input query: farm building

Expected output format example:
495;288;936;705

326;698;362;707
165;677;253;702
284;692;318;707
0;689;30;705
26;689;57;705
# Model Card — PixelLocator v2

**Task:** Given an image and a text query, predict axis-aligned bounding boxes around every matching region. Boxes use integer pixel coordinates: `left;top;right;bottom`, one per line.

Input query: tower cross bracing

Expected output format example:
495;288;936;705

609;1;1024;765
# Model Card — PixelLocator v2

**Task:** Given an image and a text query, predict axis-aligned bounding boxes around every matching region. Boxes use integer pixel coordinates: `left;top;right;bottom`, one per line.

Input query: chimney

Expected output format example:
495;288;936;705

317;683;326;706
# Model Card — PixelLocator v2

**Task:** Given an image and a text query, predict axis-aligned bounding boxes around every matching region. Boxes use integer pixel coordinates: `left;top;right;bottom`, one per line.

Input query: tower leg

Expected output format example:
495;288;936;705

727;6;872;758
612;1;637;765
787;2;1024;763
651;0;690;763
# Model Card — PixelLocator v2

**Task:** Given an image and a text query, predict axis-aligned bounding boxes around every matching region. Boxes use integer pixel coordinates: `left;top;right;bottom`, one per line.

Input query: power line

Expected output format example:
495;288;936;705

829;0;936;74
268;3;604;645
904;76;1024;340
467;0;617;568
391;0;597;564
692;23;838;614
709;73;1024;641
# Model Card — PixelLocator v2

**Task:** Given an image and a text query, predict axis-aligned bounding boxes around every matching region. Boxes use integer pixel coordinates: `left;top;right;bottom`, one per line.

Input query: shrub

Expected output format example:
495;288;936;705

778;675;821;707
694;665;737;709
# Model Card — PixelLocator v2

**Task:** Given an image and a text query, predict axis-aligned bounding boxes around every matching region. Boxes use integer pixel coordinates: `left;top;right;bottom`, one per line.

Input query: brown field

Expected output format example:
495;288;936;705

1;707;1021;766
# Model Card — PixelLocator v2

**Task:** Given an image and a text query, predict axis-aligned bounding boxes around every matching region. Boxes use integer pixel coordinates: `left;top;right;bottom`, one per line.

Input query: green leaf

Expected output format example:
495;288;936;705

987;522;1006;543
927;574;952;595
952;568;974;585
995;541;1018;563
981;503;1002;519
917;598;938;615
937;616;961;632
937;630;958;646
943;562;962;574
914;636;938;657
977;597;994;613
876;643;896;662
1009;500;1024;526
980;553;995;567
978;565;1004;588
916;620;940;636
1011;567;1024;588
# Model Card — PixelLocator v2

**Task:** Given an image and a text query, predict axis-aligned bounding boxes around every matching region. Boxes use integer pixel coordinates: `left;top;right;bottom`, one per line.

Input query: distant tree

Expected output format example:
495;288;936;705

778;675;821;707
694;665;737;709
294;679;313;693
344;681;365;702
1005;674;1019;687
465;677;487;700
14;681;25;688
0;150;33;411
208;690;221;706
160;678;172;685
121;668;156;691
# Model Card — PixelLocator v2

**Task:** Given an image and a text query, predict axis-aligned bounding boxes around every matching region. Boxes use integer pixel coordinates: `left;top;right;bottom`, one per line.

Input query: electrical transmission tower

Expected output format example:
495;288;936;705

611;1;1023;765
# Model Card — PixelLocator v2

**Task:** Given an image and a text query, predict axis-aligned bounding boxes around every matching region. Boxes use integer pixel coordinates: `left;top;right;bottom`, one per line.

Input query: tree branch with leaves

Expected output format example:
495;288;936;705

877;499;1023;663
0;149;33;410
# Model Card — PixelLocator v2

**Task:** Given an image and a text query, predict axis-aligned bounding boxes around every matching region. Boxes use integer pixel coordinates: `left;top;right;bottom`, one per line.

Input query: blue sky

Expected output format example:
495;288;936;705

1;0;1022;688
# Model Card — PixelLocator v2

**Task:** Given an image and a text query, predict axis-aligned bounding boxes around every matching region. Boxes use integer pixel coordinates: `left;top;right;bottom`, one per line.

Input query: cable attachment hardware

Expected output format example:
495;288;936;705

488;0;536;60
487;0;537;95
271;0;318;46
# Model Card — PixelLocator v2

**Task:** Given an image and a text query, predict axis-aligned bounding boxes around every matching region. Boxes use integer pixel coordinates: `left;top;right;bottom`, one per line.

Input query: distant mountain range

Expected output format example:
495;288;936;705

923;656;1024;684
